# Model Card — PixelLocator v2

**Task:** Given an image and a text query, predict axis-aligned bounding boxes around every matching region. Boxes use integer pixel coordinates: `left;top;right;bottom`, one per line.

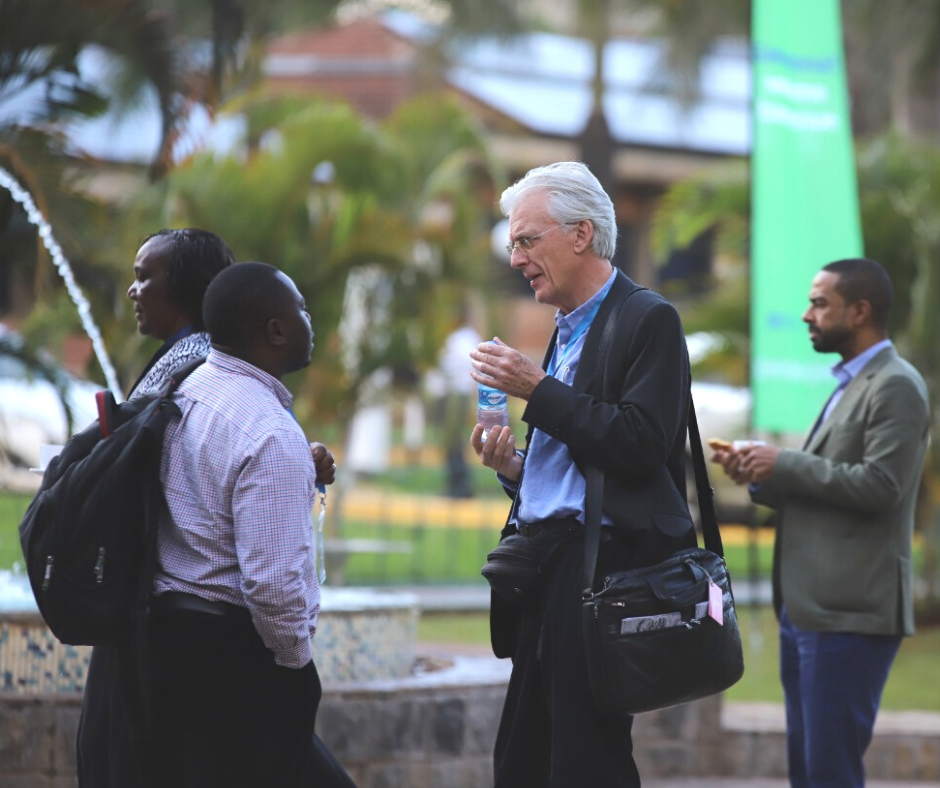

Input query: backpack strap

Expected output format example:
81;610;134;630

134;354;207;741
95;390;116;439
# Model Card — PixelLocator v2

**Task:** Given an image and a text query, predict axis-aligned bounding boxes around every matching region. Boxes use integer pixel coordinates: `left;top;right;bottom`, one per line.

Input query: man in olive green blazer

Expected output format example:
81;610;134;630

712;258;929;788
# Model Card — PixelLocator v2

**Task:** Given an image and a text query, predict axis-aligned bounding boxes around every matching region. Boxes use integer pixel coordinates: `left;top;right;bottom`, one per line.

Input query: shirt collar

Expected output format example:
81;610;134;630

207;349;295;409
554;269;617;333
831;339;892;388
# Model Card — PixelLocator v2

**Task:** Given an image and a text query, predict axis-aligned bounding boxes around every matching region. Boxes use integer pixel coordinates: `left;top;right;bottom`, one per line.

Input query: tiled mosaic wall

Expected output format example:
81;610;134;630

313;605;418;683
0;591;419;693
0;617;90;693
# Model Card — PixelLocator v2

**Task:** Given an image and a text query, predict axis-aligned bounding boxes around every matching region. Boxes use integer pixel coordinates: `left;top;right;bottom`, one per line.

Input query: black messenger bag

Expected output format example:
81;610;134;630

579;298;744;716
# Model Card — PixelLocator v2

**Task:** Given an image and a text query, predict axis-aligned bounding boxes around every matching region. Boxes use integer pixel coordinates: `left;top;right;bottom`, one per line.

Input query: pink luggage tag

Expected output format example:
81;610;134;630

707;582;723;625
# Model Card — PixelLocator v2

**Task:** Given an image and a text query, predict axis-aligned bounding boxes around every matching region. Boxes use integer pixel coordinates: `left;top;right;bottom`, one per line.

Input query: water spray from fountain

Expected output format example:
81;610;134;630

0;166;122;398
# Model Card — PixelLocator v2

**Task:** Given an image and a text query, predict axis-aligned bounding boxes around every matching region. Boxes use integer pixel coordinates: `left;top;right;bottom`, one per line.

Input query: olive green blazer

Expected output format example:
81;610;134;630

751;346;929;636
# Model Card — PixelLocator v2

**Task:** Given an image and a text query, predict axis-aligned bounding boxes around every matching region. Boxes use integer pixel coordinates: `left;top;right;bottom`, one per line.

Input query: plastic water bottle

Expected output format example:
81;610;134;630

478;381;509;440
477;340;509;440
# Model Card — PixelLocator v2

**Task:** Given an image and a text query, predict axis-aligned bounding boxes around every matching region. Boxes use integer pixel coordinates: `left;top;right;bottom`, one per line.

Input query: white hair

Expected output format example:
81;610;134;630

499;161;617;260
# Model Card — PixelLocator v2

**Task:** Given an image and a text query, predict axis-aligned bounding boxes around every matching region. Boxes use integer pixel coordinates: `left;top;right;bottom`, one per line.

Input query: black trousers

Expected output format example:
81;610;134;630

150;604;355;788
77;642;149;788
494;530;641;788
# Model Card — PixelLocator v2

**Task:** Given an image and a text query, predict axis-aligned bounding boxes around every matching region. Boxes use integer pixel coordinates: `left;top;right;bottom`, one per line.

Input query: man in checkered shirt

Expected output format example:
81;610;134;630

147;262;353;787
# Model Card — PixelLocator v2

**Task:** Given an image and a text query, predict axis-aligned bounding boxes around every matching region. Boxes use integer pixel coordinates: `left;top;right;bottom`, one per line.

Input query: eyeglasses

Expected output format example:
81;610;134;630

505;224;564;256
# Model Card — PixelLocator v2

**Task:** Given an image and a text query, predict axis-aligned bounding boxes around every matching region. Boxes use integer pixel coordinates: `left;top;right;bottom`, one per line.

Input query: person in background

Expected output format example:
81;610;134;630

148;262;352;787
438;306;482;498
712;258;929;788
470;161;697;787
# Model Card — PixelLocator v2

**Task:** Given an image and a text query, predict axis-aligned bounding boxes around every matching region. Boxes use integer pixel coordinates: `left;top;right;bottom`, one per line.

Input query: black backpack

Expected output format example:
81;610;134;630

18;358;205;646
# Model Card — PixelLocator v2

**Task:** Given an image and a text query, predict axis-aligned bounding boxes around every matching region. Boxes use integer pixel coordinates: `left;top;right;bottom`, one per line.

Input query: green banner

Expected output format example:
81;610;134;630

751;0;863;434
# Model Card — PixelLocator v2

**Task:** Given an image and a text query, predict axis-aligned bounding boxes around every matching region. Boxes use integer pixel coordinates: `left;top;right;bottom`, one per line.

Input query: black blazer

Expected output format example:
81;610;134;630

522;272;696;563
490;272;697;657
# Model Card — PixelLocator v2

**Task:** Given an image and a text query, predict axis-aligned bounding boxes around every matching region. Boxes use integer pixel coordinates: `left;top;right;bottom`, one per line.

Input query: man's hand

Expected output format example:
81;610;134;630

310;442;337;485
738;443;781;484
710;447;749;486
469;337;546;401
470;424;523;482
709;443;780;485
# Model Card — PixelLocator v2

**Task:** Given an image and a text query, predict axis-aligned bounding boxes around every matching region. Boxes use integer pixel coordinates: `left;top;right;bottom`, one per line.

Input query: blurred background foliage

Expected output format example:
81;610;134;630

5;0;940;609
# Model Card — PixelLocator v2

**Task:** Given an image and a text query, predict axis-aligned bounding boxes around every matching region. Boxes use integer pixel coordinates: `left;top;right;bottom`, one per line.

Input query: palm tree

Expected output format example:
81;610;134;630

0;0;195;346
0;0;185;176
0;0;202;402
0;0;524;389
118;91;503;417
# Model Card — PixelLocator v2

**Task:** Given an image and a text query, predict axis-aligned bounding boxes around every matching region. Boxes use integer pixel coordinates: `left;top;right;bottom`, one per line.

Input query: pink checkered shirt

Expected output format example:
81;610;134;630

154;350;319;668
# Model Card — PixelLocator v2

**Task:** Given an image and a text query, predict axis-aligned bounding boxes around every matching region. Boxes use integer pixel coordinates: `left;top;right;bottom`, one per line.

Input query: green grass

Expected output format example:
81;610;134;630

418;611;491;644
418;607;940;712
336;520;495;583
0;491;29;572
329;519;776;586
358;462;509;499
725;604;940;712
722;538;775;581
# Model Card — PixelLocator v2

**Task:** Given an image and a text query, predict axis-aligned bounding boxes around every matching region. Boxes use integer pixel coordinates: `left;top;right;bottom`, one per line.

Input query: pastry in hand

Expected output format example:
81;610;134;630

707;438;733;452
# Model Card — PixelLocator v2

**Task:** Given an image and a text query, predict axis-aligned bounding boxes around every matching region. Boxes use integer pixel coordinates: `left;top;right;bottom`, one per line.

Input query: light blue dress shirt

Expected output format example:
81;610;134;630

513;270;617;526
818;339;893;426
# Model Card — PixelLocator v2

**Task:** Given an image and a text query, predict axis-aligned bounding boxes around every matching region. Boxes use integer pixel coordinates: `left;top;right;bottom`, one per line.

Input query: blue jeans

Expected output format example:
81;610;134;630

779;606;901;788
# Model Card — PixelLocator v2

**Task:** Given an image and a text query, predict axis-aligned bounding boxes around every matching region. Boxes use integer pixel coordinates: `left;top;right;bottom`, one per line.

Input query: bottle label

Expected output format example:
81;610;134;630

478;387;507;407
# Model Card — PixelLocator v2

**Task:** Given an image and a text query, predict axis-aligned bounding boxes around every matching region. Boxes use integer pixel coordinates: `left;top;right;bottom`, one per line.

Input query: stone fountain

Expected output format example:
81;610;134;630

0;569;418;692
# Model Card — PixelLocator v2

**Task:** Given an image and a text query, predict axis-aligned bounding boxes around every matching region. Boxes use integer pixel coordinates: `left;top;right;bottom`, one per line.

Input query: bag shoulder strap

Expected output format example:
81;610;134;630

687;397;723;555
580;285;641;589
582;297;722;594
